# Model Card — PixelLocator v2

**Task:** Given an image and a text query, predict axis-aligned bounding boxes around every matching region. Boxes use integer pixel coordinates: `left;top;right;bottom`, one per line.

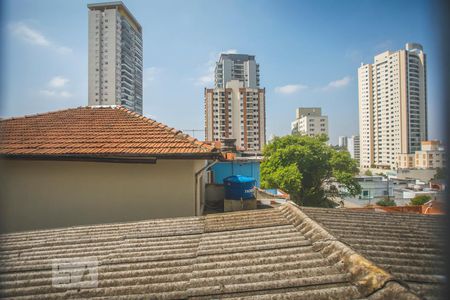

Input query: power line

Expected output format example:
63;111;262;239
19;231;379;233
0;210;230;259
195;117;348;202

181;129;205;138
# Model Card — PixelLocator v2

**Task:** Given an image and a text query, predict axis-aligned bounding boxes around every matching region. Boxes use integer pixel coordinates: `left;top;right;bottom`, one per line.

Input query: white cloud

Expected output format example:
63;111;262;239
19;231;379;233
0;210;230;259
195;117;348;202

55;46;73;55
39;76;73;99
9;22;72;54
9;22;50;46
221;49;237;55
197;74;214;85
325;76;351;89
195;49;238;86
59;91;73;98
40;89;72;98
274;84;308;95
49;76;69;88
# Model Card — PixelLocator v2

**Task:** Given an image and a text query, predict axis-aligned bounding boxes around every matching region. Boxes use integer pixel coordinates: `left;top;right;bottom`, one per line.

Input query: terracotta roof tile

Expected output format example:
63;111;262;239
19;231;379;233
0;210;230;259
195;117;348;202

0;106;217;159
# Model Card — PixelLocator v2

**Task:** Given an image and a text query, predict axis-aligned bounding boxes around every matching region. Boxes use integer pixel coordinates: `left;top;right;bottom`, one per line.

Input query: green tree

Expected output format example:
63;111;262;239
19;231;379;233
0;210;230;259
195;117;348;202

433;168;446;180
376;197;396;206
261;135;361;207
410;195;431;206
364;170;373;176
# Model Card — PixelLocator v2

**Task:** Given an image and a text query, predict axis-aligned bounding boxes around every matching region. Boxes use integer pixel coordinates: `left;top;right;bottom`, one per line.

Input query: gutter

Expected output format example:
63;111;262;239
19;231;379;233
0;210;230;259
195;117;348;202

0;152;223;163
0;154;158;164
194;160;219;216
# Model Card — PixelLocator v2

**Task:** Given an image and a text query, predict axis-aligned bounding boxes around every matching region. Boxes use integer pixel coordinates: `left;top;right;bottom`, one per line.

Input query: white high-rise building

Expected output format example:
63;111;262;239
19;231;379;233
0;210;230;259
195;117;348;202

338;136;348;148
215;54;260;89
291;108;328;137
205;80;265;151
347;135;360;165
88;2;143;114
358;43;427;170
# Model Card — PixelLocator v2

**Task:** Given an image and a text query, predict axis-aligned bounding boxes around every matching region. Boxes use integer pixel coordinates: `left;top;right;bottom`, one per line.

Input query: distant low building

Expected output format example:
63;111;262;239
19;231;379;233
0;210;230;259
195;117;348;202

396;168;438;183
394;188;442;203
397;140;446;169
291;107;328;137
354;175;394;200
0;106;220;233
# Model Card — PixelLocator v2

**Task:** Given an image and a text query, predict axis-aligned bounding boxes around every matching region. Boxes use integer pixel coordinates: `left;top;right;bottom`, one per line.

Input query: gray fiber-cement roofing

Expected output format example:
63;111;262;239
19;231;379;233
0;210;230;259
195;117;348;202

301;207;446;300
0;202;444;299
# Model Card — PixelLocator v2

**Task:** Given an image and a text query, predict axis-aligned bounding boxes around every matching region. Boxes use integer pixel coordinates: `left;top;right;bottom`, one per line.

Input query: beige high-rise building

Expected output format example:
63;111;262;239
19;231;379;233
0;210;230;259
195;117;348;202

204;80;266;151
291;107;328;137
88;2;143;114
205;53;266;152
358;43;427;170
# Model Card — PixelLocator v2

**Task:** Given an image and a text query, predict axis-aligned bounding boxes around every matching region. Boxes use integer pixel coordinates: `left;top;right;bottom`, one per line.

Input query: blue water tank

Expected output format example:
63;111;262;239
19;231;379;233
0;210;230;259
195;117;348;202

223;175;256;200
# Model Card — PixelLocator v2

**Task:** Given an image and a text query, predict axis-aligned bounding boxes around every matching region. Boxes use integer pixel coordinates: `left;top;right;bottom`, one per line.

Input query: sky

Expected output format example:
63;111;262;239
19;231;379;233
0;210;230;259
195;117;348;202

0;0;444;144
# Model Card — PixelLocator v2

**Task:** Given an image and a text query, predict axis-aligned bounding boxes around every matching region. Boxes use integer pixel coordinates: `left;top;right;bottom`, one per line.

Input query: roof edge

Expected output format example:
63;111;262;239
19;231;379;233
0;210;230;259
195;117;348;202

279;202;421;298
0;152;221;162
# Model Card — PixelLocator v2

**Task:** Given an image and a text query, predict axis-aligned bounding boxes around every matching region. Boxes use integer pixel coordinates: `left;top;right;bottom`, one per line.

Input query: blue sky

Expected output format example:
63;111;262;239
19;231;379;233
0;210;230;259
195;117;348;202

0;0;443;144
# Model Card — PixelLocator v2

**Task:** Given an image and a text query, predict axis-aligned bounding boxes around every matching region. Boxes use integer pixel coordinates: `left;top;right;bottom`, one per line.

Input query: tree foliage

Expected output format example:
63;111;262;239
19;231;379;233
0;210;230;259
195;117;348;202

261;135;361;207
364;170;373;176
410;195;431;206
376;197;397;207
433;168;446;180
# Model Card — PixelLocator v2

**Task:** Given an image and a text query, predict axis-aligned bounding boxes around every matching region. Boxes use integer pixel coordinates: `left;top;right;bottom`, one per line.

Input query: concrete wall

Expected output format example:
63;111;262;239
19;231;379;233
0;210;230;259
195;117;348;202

397;168;437;183
205;183;225;209
0;159;205;233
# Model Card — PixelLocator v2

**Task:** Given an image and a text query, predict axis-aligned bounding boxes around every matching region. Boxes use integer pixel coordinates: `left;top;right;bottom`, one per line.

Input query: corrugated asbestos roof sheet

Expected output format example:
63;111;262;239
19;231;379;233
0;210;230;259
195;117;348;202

301;207;445;300
0;203;442;299
0;106;215;158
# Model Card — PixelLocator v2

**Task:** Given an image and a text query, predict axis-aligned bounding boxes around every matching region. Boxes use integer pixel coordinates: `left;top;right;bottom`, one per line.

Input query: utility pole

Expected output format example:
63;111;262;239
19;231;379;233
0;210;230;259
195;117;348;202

387;176;390;201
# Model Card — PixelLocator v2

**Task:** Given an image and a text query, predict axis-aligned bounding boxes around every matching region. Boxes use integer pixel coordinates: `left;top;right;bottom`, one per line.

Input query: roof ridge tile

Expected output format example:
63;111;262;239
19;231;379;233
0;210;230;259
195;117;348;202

280;202;421;299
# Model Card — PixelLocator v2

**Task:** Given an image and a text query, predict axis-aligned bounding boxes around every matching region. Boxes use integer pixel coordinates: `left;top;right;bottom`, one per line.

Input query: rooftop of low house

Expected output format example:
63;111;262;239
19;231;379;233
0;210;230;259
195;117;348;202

0;202;444;299
0;106;219;161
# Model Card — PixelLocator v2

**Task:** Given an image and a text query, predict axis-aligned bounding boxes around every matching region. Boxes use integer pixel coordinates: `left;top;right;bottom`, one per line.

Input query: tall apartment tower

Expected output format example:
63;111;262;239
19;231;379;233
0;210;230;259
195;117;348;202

347;135;360;165
215;54;260;88
358;43;427;170
291;108;328;137
205;54;265;152
88;2;143;114
338;136;348;148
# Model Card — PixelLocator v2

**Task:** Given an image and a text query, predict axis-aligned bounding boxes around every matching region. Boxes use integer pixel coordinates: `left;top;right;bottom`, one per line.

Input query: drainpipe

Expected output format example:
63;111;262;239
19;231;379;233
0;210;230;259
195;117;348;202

195;160;219;216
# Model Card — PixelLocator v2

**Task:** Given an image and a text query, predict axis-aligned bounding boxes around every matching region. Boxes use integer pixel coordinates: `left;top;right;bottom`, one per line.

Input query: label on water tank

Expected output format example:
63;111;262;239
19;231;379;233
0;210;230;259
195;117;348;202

244;187;255;194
